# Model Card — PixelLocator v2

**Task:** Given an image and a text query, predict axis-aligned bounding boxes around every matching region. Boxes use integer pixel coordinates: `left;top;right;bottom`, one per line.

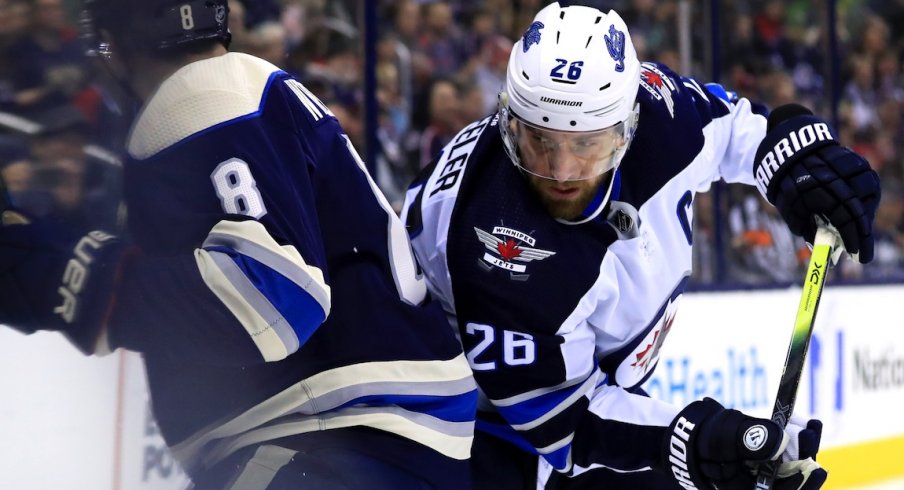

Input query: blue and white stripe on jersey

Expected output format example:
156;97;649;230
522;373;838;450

196;219;330;362
493;369;600;469
172;353;477;471
493;369;598;431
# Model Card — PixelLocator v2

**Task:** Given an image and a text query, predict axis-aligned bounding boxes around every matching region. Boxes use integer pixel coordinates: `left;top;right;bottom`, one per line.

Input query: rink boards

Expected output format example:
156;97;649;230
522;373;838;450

645;284;904;489
1;283;902;489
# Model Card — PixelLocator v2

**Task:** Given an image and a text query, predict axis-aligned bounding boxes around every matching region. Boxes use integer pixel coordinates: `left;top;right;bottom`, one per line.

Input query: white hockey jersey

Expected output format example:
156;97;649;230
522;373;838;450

402;62;767;476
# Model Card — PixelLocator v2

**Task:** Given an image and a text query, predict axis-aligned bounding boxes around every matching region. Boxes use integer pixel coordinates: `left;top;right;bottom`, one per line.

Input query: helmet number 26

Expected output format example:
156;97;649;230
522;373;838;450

550;59;584;82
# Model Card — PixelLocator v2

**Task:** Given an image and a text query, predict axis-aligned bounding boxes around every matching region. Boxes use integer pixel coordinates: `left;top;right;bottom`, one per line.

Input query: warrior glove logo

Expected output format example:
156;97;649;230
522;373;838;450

669;416;699;490
522;21;544;53
743;425;768;451
754;122;834;195
605;24;626;72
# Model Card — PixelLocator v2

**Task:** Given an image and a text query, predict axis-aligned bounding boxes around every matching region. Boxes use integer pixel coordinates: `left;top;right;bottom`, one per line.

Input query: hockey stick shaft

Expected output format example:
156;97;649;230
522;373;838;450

0;172;10;212
754;225;838;490
0;173;31;226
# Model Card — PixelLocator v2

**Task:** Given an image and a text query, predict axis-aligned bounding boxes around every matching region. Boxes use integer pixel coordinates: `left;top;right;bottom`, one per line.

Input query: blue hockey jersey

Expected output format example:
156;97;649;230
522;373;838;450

101;53;476;475
403;62;766;479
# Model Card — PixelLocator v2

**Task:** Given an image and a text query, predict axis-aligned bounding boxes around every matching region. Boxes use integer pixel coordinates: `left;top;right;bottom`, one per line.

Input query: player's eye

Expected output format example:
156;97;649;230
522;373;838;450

532;135;558;150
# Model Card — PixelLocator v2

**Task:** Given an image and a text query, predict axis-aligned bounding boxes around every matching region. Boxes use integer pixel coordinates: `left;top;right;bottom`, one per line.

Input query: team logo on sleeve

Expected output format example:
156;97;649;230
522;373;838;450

615;292;683;387
640;63;676;118
630;307;677;372
475;225;555;280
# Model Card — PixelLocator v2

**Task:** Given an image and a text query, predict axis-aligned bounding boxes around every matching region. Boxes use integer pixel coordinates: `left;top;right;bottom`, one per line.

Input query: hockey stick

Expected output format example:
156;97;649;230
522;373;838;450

0;172;11;214
754;223;841;490
0;168;9;203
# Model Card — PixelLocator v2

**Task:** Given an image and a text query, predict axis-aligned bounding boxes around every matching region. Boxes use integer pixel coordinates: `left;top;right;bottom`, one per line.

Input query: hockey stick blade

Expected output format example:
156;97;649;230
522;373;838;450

754;224;840;490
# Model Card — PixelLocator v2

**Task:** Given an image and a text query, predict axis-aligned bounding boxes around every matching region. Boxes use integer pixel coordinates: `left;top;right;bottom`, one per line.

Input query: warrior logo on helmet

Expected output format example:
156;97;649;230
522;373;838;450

522;21;544;53
605;24;626;72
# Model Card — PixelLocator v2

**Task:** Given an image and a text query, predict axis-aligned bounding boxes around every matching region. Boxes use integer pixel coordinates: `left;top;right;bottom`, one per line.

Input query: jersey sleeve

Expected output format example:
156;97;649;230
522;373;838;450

645;62;766;189
104;66;344;366
106;218;330;365
681;76;767;188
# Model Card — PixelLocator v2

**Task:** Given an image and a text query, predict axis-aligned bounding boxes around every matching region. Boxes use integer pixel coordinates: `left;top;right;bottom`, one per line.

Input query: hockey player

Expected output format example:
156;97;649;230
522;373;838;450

403;3;879;490
0;1;476;488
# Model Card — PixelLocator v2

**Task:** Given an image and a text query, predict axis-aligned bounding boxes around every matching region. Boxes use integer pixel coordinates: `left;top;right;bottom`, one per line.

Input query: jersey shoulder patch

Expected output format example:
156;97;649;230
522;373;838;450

638;62;680;119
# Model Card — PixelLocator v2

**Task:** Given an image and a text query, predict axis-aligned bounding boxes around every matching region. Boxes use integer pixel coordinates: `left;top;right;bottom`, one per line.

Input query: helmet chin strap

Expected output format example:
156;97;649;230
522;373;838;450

95;44;144;106
556;168;620;226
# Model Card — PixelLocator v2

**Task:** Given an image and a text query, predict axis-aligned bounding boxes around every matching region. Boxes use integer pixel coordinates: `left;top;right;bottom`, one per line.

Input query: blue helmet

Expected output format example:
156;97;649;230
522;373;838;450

82;0;230;56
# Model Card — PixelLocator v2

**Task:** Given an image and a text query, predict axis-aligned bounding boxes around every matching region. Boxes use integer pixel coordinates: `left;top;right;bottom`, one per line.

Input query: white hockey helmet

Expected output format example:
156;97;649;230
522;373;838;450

499;2;640;183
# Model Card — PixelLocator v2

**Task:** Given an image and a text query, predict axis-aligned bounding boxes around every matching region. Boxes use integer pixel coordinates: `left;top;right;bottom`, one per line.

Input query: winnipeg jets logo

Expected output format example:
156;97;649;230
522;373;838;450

615;292;684;387
522;21;544;53
604;24;626;72
475;226;555;279
631;308;677;371
639;63;677;118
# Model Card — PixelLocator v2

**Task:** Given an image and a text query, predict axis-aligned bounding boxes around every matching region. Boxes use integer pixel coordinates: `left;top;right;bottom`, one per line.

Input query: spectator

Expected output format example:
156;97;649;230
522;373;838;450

458;81;489;125
23;105;119;232
727;189;806;284
2;0;903;289
0;0;30;109
412;78;460;168
472;35;511;116
0;158;31;194
863;182;904;280
227;0;251;53
417;2;466;78
844;57;879;131
623;0;676;60
7;0;89;114
753;0;789;69
391;0;421;48
246;21;288;67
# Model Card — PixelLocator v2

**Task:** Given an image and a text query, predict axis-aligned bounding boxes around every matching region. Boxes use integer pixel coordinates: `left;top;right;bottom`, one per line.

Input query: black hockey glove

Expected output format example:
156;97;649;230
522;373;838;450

753;104;880;263
0;209;122;354
660;397;826;490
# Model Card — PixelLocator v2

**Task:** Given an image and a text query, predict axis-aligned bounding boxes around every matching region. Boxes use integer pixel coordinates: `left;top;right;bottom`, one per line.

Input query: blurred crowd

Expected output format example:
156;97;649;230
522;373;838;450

0;0;902;286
